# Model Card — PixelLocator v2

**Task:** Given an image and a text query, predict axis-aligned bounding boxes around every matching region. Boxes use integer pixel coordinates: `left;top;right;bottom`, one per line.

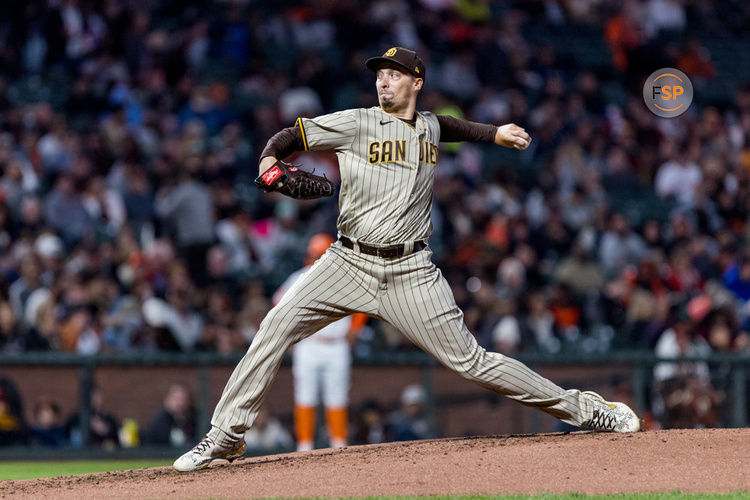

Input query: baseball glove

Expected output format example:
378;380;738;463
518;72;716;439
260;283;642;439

254;160;335;200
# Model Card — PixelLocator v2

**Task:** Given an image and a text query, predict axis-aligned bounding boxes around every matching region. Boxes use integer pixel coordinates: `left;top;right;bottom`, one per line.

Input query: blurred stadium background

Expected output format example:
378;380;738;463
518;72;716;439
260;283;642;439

1;0;750;461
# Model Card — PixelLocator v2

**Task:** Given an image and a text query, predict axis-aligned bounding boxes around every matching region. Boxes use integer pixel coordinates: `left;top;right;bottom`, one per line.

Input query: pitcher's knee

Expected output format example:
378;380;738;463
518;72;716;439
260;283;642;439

445;346;493;380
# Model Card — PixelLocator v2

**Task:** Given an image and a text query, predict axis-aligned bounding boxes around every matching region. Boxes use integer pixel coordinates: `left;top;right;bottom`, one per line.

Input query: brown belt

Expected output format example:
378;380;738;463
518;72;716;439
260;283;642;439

339;236;427;259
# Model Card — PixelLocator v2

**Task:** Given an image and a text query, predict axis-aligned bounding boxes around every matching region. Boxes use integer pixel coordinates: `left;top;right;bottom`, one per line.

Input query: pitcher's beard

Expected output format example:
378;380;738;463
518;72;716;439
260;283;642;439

379;96;395;110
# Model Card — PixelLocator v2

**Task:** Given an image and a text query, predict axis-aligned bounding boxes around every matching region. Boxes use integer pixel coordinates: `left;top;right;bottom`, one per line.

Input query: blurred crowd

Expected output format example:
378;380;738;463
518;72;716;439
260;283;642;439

0;373;432;450
0;0;750;430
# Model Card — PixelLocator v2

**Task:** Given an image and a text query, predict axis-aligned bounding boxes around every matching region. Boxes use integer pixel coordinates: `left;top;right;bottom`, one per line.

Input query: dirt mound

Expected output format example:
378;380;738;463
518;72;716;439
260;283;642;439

2;428;748;499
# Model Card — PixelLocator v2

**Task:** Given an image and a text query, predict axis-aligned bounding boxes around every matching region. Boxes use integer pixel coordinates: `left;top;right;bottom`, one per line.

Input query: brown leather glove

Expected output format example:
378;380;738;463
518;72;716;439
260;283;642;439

254;160;335;200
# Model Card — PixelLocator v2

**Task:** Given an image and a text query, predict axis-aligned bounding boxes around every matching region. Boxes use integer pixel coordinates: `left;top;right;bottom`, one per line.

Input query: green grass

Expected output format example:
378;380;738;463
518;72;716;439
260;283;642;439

1;466;747;500
352;496;748;499
0;460;172;480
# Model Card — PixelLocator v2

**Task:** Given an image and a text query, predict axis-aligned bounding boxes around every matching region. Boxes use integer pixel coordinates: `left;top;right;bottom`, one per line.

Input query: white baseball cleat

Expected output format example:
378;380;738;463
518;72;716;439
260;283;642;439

583;391;641;433
173;436;247;472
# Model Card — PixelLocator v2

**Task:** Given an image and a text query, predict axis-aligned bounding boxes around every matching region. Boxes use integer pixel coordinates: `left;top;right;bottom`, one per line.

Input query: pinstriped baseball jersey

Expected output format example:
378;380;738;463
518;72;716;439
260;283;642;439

297;107;441;245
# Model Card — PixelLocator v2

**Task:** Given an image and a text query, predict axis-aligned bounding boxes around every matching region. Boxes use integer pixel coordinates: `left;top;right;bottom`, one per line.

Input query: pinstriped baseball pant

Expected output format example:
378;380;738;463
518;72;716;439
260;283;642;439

210;241;596;444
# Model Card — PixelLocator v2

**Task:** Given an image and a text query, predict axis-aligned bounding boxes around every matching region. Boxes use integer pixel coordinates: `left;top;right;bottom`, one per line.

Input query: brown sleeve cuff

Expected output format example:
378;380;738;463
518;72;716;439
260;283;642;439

436;114;497;143
260;125;305;160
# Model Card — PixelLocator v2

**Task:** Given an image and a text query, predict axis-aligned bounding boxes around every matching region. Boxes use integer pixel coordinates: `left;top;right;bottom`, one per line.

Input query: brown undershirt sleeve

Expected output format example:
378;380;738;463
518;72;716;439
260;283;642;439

436;114;498;143
260;126;305;160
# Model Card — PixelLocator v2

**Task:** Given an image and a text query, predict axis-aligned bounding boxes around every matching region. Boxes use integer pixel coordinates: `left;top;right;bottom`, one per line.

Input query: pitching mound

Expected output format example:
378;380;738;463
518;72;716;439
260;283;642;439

3;428;749;498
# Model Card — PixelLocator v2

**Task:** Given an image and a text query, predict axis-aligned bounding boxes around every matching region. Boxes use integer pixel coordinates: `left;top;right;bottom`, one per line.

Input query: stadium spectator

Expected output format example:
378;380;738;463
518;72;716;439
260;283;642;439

66;386;119;449
523;291;561;353
387;385;431;442
676;38;716;82
44;173;93;245
0;375;26;446
0;299;19;351
141;289;203;352
155;158;215;284
9;254;45;330
29;396;67;447
351;399;391;445
145;383;196;447
599;212;646;277
643;0;687;37
654;141;703;206
489;295;524;354
554;240;606;296
723;252;750;303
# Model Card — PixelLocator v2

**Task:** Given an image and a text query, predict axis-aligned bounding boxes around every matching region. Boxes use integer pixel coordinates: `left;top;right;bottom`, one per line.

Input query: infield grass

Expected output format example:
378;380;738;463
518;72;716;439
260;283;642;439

356;495;749;499
1;465;747;500
0;460;172;480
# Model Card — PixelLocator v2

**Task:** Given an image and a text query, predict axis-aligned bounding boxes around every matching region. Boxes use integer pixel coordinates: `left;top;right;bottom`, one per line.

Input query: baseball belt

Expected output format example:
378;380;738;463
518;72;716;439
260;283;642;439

339;235;427;259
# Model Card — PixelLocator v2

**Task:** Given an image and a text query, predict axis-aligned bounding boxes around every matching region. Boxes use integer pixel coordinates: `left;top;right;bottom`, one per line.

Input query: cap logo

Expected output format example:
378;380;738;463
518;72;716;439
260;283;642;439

384;47;397;57
414;66;420;73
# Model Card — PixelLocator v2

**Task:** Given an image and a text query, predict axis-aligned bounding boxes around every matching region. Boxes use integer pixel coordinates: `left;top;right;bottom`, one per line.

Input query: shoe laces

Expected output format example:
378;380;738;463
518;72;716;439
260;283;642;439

192;437;216;456
591;409;616;430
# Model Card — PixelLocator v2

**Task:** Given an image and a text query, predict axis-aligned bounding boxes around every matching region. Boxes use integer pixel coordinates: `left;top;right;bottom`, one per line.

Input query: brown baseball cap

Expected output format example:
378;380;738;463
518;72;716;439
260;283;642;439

366;47;426;80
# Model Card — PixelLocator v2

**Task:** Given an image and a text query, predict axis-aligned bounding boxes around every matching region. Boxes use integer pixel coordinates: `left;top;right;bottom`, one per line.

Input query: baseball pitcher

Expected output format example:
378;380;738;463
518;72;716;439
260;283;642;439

174;47;639;472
